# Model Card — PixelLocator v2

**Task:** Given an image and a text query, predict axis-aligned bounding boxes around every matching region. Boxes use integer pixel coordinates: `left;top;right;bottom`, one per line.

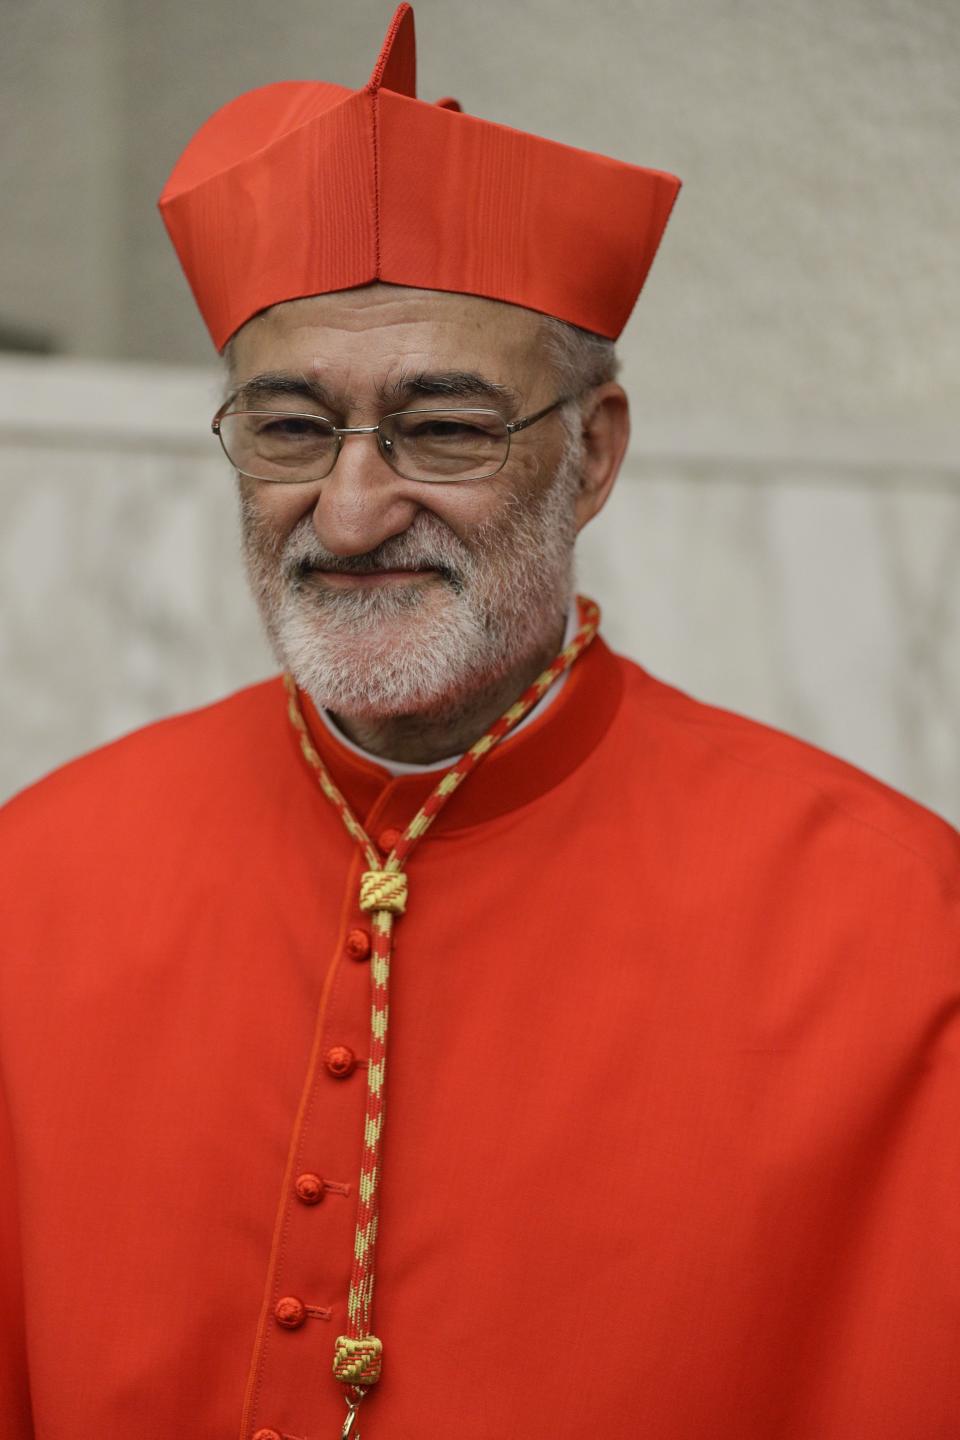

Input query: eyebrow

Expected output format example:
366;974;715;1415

225;368;522;415
224;372;339;412
377;370;522;413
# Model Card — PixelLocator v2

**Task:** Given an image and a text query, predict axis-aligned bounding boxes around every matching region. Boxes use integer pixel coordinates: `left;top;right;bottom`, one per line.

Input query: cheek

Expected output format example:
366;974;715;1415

503;438;565;505
413;485;506;542
422;461;555;548
240;478;315;541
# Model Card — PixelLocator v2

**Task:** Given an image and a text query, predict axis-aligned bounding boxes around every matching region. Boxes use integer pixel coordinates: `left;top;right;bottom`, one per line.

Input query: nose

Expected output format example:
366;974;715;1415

309;429;422;558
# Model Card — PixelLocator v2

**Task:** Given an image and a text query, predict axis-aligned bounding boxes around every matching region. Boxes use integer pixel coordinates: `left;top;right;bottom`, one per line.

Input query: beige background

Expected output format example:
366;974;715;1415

1;1;958;823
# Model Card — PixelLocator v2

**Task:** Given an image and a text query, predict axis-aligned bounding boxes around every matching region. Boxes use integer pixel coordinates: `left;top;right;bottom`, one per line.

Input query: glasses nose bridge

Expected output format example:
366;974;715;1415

328;419;395;478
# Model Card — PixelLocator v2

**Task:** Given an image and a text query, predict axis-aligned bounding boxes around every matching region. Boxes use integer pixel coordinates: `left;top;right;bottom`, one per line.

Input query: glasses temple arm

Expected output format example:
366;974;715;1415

506;396;573;434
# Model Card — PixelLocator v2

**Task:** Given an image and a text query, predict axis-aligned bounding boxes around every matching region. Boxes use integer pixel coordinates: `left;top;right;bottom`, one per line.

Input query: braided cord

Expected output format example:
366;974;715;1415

285;597;601;1398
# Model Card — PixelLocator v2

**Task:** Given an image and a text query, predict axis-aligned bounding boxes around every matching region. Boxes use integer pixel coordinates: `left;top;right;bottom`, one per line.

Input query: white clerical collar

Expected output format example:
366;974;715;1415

316;604;579;777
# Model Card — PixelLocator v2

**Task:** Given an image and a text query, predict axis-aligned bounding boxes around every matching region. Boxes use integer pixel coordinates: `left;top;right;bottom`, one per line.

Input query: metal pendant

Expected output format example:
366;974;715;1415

341;1397;363;1439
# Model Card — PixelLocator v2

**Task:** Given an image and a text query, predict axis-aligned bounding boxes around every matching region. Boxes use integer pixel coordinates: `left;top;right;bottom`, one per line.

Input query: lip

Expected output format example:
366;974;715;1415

311;568;440;588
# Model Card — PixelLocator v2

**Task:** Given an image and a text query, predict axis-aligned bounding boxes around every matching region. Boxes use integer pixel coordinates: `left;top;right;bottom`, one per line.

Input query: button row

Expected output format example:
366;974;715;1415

259;1159;348;1434
258;887;391;1437
260;913;373;1432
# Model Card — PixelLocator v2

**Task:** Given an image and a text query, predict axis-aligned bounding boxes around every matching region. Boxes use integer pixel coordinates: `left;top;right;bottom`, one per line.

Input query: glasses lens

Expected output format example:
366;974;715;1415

381;410;508;480
218;410;338;481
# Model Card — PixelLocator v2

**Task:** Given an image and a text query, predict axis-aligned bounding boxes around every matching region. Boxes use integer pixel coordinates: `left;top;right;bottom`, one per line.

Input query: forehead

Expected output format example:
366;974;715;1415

228;284;547;389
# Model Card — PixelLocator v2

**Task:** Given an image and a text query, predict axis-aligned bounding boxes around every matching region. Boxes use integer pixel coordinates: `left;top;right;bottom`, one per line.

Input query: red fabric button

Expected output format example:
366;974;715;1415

325;1045;356;1078
295;1172;325;1205
274;1295;307;1329
378;826;402;853
253;1431;282;1440
345;927;371;961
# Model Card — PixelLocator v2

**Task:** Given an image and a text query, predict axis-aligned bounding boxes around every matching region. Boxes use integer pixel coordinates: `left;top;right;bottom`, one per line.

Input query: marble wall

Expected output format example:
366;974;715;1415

2;355;956;828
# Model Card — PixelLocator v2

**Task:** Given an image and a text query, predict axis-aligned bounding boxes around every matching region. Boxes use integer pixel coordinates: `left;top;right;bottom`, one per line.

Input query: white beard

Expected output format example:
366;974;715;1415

241;442;581;720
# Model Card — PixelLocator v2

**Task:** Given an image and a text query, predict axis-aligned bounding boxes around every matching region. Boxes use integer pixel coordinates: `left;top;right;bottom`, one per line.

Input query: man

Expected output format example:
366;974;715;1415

1;7;957;1439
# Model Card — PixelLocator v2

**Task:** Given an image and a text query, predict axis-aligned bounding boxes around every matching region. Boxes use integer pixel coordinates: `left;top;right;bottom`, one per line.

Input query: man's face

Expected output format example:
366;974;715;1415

230;284;587;720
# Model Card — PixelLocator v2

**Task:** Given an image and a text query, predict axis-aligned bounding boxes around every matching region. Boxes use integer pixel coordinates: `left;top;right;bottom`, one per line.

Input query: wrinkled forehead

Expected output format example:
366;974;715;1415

225;283;551;391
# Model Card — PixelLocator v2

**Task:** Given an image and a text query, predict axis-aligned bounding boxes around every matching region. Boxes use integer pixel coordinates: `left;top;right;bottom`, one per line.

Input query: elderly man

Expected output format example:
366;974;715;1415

1;7;957;1440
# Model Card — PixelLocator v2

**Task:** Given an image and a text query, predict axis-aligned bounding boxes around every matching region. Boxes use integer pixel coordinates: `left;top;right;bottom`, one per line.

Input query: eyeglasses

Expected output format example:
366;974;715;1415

211;397;570;484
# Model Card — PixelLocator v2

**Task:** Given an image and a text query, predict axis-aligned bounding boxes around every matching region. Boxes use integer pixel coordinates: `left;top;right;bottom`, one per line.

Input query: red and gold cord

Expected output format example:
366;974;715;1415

285;597;600;1428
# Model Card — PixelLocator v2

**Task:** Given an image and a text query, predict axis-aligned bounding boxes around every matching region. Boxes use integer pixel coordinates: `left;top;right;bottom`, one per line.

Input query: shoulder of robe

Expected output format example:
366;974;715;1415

0;676;289;865
615;656;960;899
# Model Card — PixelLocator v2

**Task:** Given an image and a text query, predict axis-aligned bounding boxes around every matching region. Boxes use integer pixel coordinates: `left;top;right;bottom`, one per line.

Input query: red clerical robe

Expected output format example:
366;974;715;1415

1;633;958;1439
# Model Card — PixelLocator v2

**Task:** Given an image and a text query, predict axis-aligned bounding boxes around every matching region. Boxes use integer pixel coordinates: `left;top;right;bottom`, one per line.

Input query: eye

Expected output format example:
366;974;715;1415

398;416;502;443
256;415;329;440
432;420;489;437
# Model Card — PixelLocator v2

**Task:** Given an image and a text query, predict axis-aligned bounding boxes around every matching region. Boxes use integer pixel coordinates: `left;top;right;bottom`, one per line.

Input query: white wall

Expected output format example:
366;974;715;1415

2;355;956;826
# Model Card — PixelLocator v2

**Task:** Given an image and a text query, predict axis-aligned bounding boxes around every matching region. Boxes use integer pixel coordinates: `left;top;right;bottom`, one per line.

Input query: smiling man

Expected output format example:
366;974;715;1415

229;286;625;763
1;8;958;1440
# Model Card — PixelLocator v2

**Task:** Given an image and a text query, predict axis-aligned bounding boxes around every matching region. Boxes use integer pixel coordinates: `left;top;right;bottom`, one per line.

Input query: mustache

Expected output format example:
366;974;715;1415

280;515;474;591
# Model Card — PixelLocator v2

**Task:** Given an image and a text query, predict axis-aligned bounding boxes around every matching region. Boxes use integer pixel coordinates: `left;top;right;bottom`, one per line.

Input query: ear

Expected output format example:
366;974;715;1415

572;382;630;533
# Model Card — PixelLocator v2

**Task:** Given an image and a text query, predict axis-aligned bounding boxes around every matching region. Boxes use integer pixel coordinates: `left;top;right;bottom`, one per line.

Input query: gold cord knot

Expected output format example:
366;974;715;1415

359;870;408;915
333;1333;383;1385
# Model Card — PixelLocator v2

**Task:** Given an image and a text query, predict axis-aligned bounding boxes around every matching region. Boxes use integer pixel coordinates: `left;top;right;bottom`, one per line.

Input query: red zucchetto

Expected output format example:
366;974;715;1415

158;4;682;350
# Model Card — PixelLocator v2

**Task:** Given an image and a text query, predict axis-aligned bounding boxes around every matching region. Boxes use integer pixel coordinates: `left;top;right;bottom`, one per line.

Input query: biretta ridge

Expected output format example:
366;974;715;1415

159;3;681;349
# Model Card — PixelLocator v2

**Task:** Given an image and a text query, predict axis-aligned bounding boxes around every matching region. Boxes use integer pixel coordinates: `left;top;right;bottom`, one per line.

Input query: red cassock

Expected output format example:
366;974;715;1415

1;634;958;1438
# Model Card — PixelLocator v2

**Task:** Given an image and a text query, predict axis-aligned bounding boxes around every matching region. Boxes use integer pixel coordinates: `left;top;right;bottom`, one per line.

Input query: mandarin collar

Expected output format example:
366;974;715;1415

290;633;624;838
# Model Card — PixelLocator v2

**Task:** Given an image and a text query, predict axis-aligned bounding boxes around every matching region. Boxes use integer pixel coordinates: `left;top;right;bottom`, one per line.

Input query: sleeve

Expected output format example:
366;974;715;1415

0;1062;34;1438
